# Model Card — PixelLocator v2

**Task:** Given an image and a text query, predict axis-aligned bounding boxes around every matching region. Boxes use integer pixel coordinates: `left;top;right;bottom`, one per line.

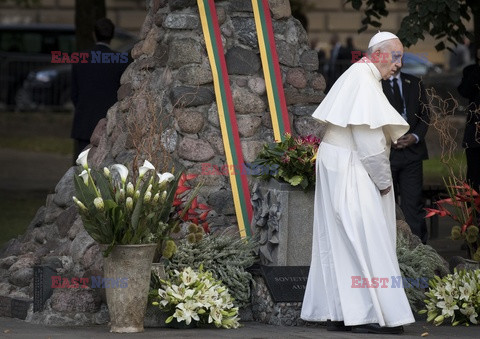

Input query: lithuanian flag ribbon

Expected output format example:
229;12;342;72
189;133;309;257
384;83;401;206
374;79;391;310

252;0;291;141
197;0;253;238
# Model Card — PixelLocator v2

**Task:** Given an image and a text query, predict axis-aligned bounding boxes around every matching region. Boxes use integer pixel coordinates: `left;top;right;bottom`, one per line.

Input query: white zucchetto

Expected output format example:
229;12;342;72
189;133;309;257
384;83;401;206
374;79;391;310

368;31;399;48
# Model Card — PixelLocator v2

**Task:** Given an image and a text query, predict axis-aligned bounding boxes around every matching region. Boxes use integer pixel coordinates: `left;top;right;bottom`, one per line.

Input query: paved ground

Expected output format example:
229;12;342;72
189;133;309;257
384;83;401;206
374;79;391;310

1;316;480;338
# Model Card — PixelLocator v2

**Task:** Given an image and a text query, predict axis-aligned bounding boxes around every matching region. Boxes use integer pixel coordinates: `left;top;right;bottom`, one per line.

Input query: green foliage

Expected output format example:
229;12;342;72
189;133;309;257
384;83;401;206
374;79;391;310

396;229;449;312
167;234;258;308
251;134;321;191
345;0;474;51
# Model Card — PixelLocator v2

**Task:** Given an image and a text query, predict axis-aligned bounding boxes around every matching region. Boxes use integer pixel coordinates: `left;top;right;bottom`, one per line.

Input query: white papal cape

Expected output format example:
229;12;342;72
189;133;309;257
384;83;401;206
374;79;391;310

301;58;415;327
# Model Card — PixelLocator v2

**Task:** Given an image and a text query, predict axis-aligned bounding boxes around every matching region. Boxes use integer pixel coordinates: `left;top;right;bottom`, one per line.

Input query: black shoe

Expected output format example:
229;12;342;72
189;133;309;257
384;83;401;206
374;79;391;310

352;323;404;334
326;320;352;331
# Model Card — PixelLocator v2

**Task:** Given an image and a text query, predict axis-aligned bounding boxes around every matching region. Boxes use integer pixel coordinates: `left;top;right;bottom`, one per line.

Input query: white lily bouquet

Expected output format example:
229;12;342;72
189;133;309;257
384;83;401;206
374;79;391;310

419;268;480;326
73;148;182;257
151;266;240;329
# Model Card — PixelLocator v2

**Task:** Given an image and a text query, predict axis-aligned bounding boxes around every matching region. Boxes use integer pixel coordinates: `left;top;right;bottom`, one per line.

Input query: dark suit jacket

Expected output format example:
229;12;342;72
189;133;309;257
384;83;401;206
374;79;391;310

326;45;351;91
458;64;480;149
71;44;128;141
382;73;430;163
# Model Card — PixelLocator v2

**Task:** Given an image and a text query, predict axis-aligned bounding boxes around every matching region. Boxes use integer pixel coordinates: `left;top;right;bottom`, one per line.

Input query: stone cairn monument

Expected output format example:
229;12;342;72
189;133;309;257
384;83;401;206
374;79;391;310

0;0;325;325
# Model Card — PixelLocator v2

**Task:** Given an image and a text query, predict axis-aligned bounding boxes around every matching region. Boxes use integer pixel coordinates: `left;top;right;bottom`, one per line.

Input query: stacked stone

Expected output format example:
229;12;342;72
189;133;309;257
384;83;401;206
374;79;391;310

0;169;107;324
251;275;313;326
98;0;326;229
0;0;325;325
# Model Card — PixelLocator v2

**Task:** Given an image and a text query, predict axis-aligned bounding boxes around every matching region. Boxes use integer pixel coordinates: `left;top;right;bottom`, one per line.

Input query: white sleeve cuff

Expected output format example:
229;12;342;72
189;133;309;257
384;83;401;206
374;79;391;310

351;124;392;190
359;150;392;190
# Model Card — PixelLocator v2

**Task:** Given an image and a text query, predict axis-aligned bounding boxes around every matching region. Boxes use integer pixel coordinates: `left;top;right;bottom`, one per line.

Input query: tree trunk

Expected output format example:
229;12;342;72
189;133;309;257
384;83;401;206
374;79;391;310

74;0;106;51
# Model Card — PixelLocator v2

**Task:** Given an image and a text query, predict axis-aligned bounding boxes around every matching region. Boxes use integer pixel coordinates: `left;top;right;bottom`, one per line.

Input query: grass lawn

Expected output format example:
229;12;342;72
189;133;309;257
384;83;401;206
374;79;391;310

0;136;73;155
0;111;73;154
0;191;47;247
0;111;72;248
423;151;467;186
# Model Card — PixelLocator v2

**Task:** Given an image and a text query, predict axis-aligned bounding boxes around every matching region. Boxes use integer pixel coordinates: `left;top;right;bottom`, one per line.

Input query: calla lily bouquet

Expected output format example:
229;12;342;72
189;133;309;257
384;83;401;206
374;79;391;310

73;148;187;257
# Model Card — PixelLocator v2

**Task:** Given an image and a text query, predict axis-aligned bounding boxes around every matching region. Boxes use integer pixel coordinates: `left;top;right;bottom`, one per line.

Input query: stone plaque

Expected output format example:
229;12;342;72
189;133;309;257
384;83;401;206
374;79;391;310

33;265;57;312
260;265;309;302
11;298;32;319
252;179;314;266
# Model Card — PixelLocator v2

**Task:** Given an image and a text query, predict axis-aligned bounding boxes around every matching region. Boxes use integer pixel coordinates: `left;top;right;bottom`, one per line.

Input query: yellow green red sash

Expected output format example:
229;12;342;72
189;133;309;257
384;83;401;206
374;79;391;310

197;0;253;238
252;0;291;141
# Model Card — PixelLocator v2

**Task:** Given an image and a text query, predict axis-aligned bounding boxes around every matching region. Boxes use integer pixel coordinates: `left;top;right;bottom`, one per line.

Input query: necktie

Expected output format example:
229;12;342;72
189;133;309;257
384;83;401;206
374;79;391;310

391;78;404;114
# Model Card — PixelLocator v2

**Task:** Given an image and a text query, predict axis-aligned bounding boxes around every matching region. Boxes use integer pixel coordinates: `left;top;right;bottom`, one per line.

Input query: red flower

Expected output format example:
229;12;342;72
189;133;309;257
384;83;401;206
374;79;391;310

175;186;190;195
199;210;209;220
191;197;198;209
425;207;451;218
202;222;210;233
198;203;210;210
425;179;480;232
185;174;197;180
299;134;322;146
172;199;183;206
281;155;290;163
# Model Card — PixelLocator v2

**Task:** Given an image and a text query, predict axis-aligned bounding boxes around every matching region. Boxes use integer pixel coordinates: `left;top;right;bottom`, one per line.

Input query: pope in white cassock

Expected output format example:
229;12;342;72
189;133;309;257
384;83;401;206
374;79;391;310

301;32;416;335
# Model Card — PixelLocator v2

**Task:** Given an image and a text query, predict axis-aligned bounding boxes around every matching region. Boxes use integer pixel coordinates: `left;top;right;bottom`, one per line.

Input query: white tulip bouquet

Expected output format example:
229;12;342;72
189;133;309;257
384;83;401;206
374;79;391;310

73;148;183;257
151;266;240;329
419;268;480;326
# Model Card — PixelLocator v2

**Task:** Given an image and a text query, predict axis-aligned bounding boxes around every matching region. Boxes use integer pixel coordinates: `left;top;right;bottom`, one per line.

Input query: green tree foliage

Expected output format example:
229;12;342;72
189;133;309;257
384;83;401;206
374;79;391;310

346;0;480;52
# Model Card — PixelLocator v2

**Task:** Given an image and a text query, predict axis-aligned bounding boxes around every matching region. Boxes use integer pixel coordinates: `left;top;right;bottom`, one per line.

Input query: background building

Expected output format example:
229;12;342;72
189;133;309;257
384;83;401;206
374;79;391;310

0;0;474;68
0;0;146;34
300;0;473;68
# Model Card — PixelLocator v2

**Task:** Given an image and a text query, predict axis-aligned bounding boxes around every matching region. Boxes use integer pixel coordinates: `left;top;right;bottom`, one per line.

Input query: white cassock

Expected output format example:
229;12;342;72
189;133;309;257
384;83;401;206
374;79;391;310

301;57;416;327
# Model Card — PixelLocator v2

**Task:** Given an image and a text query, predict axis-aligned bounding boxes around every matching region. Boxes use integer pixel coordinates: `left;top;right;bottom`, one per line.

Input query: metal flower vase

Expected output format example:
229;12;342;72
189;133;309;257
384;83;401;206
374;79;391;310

103;243;157;333
145;262;170;328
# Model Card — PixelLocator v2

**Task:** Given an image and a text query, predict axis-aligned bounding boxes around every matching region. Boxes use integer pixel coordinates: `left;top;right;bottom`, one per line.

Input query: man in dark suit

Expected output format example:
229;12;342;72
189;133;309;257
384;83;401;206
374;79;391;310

382;70;430;243
458;52;480;193
71;18;129;161
325;34;350;92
